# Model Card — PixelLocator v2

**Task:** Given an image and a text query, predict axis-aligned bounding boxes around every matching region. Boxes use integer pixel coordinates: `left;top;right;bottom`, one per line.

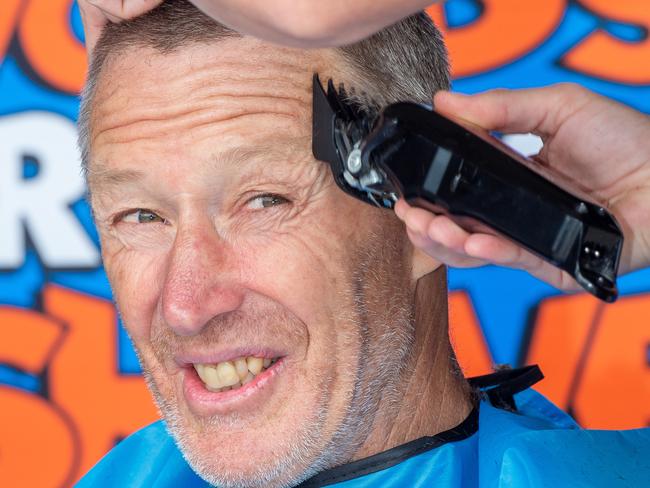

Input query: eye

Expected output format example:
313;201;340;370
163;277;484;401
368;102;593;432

120;209;166;224
246;193;289;210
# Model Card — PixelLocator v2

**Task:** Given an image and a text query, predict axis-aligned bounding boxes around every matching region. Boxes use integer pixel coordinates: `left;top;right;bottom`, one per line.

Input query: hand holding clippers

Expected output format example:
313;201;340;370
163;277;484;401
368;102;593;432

312;75;623;302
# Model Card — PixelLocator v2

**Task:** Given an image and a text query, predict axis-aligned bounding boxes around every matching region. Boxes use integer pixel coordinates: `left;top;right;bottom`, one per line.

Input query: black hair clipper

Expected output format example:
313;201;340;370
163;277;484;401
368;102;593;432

312;74;623;302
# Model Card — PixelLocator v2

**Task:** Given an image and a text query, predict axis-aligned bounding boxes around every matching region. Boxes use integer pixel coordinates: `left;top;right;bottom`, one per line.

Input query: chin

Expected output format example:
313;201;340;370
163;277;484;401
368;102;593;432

166;406;336;488
141;370;334;488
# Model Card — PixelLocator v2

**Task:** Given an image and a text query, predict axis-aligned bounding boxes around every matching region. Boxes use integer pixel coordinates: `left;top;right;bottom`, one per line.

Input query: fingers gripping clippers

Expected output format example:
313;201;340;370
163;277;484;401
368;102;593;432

311;75;623;302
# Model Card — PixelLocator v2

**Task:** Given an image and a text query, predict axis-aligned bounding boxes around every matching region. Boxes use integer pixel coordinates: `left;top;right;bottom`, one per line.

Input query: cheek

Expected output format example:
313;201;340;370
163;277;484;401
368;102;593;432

232;196;369;403
102;236;167;341
235;197;359;338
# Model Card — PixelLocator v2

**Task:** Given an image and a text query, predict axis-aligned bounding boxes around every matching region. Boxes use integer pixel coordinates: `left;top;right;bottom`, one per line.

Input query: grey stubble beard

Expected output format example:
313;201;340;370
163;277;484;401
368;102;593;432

136;222;417;488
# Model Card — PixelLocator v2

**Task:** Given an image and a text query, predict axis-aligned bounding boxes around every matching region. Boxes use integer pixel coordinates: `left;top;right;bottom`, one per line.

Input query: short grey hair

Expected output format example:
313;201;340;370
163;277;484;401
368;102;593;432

77;0;449;173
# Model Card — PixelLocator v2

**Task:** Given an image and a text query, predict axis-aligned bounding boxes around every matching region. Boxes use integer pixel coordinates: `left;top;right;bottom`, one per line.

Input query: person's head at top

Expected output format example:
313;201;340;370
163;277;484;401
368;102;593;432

80;0;471;486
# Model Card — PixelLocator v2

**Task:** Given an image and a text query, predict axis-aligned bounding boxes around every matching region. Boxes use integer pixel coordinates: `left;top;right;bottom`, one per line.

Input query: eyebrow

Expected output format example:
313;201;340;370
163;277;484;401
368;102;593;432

87;167;144;188
86;167;146;200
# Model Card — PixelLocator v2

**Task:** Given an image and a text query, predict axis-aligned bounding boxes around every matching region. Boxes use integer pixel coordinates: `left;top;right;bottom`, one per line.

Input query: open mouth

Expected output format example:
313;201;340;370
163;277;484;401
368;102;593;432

194;356;280;393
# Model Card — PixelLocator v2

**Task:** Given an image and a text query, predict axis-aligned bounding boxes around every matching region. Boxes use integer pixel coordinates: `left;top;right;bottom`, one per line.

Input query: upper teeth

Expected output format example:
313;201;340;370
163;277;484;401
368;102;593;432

194;356;276;392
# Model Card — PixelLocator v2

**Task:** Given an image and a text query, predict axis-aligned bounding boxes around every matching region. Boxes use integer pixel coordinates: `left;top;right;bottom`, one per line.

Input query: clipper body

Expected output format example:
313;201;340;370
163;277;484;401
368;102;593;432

312;75;623;302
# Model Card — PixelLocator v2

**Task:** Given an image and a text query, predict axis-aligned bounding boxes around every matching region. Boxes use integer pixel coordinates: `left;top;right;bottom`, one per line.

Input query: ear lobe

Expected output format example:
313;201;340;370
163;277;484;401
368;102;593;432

411;247;442;281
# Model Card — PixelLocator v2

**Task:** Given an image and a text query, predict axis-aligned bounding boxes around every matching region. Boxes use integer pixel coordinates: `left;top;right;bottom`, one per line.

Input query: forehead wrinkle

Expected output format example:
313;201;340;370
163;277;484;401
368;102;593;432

88;41;350;165
210;136;317;180
95;111;304;150
92;44;318;135
89;40;347;139
95;56;311;119
87;136;314;198
93;72;310;129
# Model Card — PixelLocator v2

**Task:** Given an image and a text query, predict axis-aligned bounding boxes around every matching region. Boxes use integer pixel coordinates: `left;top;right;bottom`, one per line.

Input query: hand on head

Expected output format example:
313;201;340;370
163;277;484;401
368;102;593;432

78;0;433;54
395;84;650;290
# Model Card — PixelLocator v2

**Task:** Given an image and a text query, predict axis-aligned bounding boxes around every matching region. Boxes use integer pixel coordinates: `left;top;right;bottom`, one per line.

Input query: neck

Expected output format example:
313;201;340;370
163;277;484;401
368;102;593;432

352;267;473;460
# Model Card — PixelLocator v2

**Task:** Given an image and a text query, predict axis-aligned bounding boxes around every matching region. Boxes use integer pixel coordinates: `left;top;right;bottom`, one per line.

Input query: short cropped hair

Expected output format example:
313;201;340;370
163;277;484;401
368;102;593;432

78;0;449;172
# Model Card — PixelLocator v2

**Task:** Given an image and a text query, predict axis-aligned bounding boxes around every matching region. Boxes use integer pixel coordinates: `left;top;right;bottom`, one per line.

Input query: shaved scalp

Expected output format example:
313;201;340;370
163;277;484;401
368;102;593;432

78;0;449;172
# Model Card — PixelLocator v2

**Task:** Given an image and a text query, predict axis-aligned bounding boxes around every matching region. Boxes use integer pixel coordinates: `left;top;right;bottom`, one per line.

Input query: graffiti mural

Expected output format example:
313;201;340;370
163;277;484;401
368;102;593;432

0;1;648;486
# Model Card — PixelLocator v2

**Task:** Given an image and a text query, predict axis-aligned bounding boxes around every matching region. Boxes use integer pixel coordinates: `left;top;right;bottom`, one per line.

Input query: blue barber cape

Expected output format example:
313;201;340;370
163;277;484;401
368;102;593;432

76;367;650;487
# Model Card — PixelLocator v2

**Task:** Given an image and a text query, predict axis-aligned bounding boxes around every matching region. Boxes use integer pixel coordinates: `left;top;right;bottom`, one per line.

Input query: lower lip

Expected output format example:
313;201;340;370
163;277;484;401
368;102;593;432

181;359;284;415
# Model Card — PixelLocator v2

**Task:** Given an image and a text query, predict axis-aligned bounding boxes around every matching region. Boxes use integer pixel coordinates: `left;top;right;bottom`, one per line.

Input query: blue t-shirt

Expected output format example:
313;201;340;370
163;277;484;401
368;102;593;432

76;367;650;487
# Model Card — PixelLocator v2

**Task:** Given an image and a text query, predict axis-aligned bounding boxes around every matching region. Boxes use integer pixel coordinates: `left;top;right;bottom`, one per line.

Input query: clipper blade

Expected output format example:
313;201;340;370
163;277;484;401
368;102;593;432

312;74;397;208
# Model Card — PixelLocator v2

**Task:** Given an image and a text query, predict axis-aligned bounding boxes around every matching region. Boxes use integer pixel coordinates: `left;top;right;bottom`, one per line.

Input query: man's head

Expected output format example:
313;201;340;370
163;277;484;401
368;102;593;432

81;1;460;486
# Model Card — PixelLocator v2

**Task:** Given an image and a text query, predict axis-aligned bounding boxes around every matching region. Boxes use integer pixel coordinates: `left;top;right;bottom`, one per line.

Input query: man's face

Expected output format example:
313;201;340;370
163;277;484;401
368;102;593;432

89;39;419;487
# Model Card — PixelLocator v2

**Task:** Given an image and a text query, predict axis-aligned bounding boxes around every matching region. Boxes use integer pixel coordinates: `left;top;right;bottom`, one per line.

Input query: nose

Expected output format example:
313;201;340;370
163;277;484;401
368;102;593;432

161;222;245;336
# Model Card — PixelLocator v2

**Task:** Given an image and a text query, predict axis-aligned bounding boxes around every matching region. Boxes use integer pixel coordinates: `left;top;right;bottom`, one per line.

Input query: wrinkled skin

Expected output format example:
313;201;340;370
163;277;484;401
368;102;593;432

87;38;465;487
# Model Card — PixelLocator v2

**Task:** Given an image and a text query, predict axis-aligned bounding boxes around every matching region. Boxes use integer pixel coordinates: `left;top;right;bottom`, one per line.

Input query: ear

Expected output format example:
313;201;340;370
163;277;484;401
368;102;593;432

411;247;442;281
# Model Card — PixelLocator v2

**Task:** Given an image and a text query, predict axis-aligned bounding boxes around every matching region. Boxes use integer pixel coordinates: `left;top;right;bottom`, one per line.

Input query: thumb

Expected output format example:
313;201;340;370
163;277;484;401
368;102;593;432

433;84;589;138
78;0;165;57
78;1;113;56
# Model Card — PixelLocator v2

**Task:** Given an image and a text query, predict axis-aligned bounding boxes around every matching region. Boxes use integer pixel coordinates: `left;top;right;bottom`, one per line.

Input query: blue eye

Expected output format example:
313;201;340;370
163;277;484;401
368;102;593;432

121;209;165;224
247;194;289;209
